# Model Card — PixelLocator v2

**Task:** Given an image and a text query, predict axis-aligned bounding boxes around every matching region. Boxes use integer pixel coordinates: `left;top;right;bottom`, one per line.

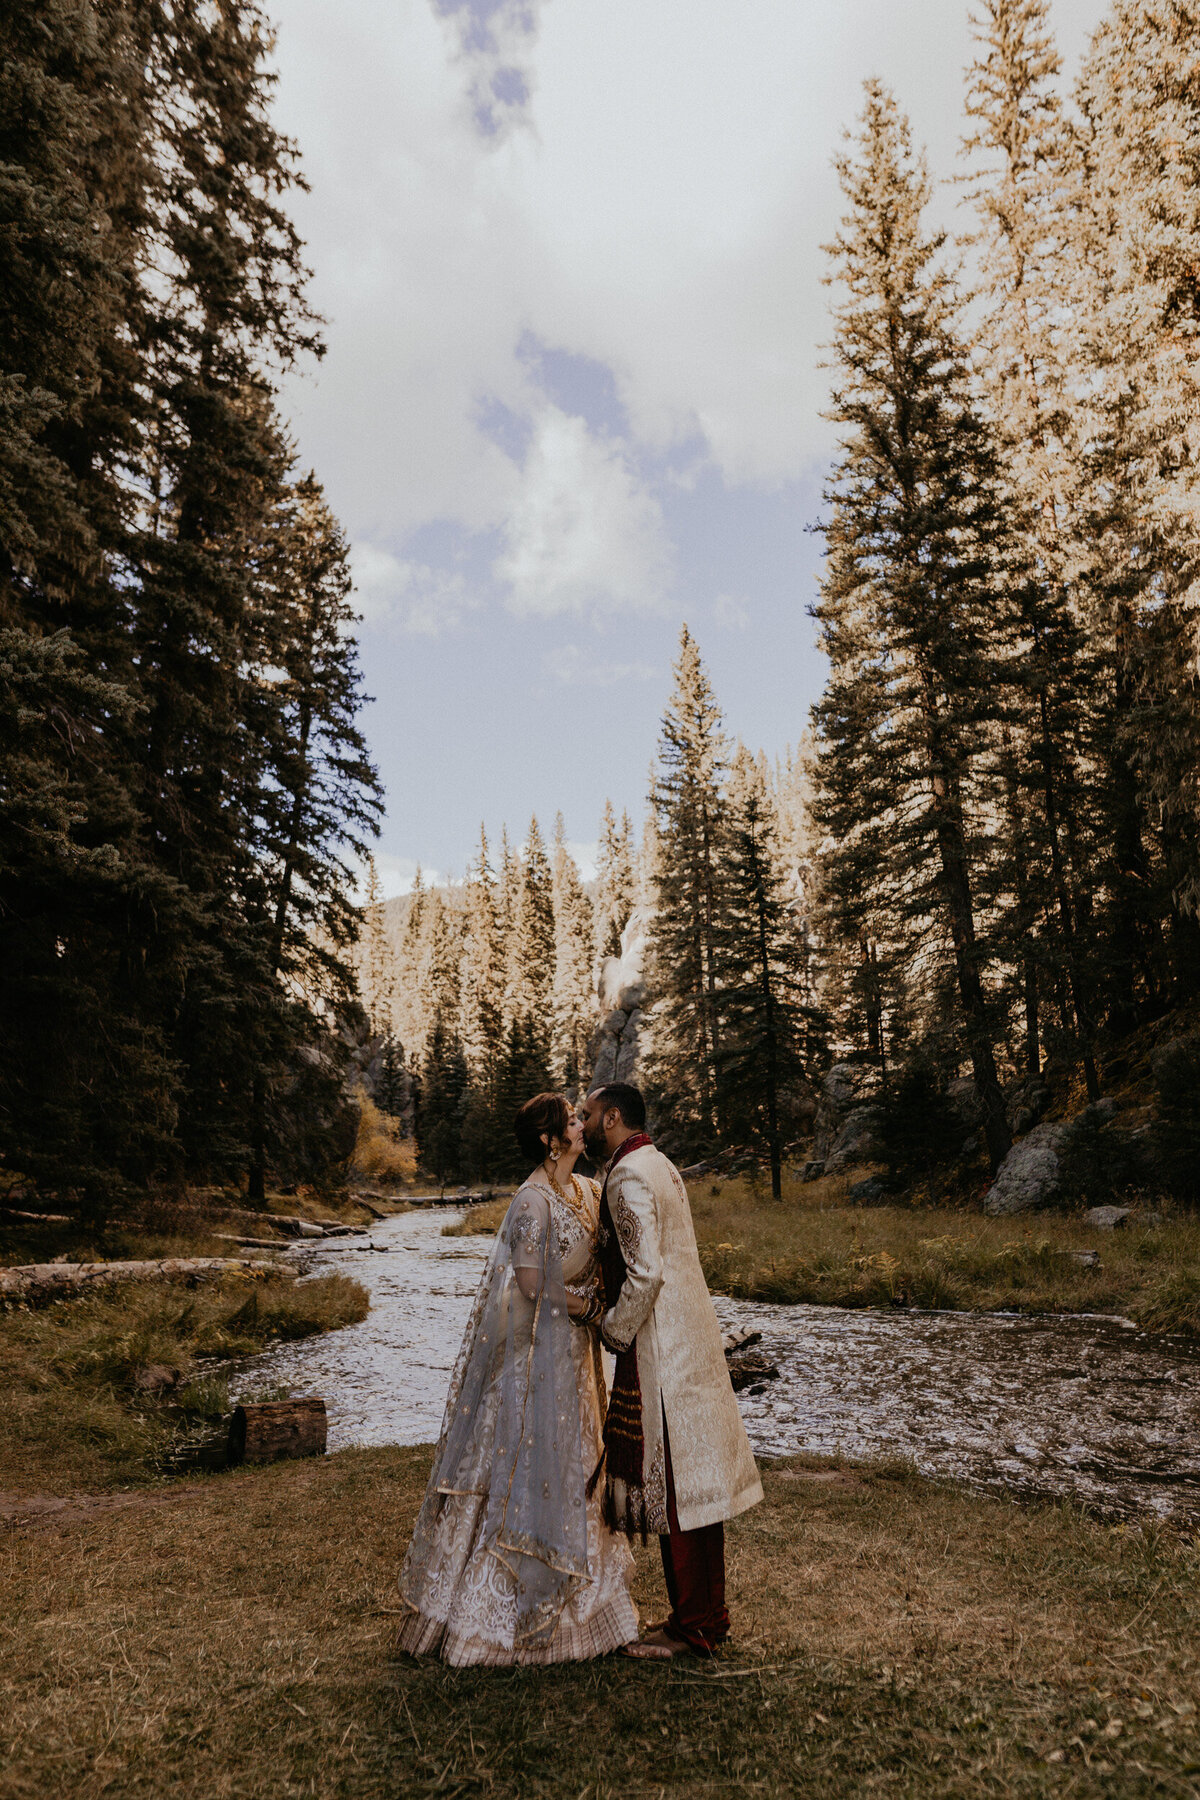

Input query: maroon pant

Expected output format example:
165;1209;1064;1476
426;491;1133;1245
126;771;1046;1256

659;1419;729;1653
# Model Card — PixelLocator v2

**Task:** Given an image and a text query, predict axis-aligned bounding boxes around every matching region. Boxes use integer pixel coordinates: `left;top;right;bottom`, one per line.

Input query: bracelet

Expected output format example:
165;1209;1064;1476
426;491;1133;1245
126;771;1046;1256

570;1295;604;1328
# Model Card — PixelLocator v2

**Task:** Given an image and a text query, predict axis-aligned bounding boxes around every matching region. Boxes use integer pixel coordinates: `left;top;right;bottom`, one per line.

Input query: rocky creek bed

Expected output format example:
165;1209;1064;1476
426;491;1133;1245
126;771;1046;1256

231;1206;1200;1523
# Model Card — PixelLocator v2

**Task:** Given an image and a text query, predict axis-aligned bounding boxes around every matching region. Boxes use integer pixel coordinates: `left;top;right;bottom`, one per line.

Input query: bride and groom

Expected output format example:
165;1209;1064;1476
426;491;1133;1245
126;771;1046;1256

396;1082;763;1664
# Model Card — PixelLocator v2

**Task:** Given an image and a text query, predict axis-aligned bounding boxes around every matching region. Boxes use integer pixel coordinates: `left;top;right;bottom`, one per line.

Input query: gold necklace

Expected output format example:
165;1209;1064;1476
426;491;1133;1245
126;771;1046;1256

542;1161;597;1232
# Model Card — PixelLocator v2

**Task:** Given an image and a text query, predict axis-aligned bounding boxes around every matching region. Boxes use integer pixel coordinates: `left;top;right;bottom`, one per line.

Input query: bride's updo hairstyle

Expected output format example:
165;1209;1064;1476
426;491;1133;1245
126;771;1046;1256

515;1091;571;1164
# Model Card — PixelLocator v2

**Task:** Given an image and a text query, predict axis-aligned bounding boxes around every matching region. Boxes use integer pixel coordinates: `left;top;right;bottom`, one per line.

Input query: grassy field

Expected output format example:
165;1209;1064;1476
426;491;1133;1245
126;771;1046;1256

0;1267;368;1495
3;1443;1199;1798
447;1175;1200;1336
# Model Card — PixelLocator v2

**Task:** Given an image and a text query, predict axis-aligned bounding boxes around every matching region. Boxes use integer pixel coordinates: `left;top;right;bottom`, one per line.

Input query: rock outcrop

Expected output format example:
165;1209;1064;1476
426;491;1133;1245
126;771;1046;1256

981;1119;1073;1216
983;1097;1121;1216
588;904;650;1088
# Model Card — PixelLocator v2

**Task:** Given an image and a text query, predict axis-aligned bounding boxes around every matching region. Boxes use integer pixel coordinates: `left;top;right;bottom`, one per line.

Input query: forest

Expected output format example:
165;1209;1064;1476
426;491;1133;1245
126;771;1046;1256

4;0;1200;1218
356;0;1200;1208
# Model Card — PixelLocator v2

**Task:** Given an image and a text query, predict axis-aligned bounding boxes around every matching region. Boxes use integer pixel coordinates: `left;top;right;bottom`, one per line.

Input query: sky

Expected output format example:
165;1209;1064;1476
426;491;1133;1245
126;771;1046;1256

267;0;1109;891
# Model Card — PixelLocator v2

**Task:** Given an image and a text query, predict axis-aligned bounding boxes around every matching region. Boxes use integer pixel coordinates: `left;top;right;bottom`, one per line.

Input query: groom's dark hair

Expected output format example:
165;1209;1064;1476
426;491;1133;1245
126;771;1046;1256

589;1083;646;1129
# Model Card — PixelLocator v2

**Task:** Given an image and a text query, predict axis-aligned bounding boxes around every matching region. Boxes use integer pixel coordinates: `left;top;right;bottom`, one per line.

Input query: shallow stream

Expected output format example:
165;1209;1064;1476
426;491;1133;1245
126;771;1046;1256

232;1206;1200;1523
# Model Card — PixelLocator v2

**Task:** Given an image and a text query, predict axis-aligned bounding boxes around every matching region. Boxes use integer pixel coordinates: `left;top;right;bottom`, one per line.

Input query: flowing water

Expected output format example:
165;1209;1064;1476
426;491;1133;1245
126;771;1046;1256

232;1206;1200;1522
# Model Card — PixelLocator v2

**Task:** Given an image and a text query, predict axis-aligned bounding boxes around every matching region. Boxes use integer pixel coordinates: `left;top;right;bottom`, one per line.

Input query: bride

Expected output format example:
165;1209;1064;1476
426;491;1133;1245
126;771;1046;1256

396;1092;638;1664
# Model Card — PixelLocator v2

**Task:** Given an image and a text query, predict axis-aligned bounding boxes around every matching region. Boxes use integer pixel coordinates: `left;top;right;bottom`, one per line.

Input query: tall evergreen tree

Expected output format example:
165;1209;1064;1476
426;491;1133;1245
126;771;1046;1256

593;799;636;967
506;816;554;1032
459;825;504;1085
812;82;1015;1170
963;0;1103;1096
1071;0;1200;1003
394;866;428;1056
714;748;822;1196
551;814;596;1092
0;0;380;1204
417;1015;468;1188
358;859;395;1038
645;626;728;1144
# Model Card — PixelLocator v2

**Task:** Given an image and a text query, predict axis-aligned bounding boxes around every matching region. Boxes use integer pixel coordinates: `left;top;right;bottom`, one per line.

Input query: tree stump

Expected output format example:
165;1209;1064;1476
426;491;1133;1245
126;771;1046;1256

228;1398;327;1466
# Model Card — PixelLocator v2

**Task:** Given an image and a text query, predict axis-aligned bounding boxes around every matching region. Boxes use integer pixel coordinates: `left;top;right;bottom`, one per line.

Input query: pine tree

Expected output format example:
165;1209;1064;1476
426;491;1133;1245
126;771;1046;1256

244;472;382;1198
417;1015;468;1188
506;816;555;1032
714;748;823;1196
963;0;1104;1095
358;859;396;1037
551;814;596;1092
459;825;504;1084
395;867;428;1056
812;82;1015;1170
377;1035;410;1123
1071;0;1200;1004
0;1;382;1204
593;799;636;967
645;626;729;1144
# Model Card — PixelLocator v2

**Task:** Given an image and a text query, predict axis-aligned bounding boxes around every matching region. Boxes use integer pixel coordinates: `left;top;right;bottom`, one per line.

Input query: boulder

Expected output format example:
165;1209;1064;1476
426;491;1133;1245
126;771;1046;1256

947;1076;985;1128
982;1119;1073;1216
825;1104;887;1172
812;1063;866;1160
1005;1072;1053;1137
849;1174;892;1205
1085;1205;1132;1231
797;1159;826;1183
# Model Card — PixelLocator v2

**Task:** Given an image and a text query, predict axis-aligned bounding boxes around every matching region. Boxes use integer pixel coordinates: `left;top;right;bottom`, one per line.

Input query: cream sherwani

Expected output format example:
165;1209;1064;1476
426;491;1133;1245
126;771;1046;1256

600;1142;763;1532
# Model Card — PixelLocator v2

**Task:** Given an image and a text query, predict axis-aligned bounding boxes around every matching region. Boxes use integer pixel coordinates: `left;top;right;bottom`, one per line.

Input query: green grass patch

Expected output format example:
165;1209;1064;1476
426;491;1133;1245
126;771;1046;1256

0;1268;369;1494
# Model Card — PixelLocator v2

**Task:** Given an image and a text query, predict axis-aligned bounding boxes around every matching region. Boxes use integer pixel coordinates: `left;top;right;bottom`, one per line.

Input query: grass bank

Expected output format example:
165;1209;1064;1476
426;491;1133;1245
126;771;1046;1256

445;1178;1200;1336
689;1177;1200;1335
3;1445;1198;1797
0;1267;368;1495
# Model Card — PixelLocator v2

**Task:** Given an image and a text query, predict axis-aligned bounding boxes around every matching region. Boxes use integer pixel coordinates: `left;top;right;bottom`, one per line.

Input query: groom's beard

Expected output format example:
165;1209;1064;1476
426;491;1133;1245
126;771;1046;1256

582;1127;607;1163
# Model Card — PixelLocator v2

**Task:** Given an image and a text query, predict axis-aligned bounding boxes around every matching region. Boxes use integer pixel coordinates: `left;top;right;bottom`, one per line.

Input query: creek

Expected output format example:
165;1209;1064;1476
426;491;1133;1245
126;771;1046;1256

231;1206;1200;1523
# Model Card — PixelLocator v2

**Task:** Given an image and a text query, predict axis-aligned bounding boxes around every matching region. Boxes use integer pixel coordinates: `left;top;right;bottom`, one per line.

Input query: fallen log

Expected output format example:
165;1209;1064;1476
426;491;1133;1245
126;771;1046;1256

721;1328;763;1356
0;1207;73;1225
228;1398;327;1466
347;1194;388;1219
0;1256;278;1305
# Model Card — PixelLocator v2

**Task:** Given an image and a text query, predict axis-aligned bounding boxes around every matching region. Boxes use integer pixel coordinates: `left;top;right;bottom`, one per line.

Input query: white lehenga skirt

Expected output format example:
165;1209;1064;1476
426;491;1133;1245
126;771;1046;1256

397;1327;638;1666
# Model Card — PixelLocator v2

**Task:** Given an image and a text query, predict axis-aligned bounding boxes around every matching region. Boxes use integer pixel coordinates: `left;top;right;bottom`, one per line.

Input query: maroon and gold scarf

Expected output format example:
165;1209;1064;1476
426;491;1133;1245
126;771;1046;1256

589;1130;654;1541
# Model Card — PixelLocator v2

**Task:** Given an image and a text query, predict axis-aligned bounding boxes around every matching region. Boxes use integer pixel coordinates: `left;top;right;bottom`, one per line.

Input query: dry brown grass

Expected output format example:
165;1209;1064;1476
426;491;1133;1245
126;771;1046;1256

2;1445;1198;1797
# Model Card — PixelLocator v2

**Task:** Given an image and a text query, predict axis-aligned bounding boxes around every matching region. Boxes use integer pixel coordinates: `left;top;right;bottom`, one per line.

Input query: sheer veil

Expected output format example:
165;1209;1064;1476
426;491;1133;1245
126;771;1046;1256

399;1184;589;1645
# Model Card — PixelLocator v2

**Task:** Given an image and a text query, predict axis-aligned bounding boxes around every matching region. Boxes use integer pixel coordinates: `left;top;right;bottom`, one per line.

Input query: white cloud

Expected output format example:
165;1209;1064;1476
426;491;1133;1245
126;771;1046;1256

495;407;672;617
350;543;473;634
714;593;750;631
565;839;599;882
270;0;1109;554
543;644;657;687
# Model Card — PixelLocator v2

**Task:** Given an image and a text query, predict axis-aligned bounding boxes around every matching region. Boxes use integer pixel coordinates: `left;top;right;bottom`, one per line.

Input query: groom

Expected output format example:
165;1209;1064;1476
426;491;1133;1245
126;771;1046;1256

578;1083;762;1659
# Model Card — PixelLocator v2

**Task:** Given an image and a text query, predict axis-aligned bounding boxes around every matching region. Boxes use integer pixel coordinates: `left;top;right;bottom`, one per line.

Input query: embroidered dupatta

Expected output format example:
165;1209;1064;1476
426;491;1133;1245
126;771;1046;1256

398;1184;589;1646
